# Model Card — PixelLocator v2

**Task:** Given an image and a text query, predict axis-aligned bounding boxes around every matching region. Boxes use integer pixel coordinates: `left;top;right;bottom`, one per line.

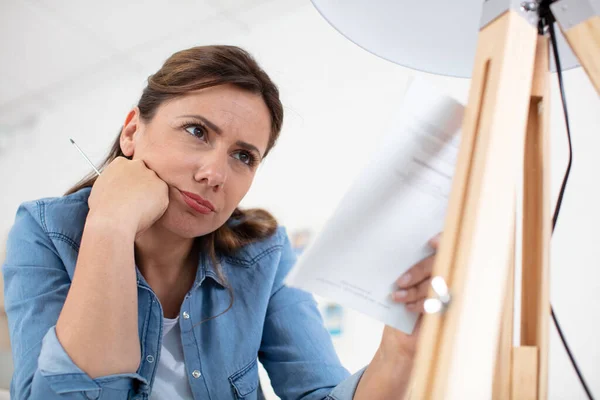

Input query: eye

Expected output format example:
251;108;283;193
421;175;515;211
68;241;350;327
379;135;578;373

233;151;257;167
184;124;207;140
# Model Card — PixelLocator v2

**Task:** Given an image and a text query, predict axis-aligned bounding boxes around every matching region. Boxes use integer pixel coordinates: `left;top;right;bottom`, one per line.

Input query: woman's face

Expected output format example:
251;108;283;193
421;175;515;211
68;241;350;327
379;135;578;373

121;84;272;238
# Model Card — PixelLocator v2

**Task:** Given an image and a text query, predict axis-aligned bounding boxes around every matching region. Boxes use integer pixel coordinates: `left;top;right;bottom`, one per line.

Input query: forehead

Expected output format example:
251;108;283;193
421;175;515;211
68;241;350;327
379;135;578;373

157;85;271;148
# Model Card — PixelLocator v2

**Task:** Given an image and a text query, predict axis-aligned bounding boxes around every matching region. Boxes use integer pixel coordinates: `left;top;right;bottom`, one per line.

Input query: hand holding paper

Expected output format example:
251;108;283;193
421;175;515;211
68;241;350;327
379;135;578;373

285;77;464;335
392;233;441;312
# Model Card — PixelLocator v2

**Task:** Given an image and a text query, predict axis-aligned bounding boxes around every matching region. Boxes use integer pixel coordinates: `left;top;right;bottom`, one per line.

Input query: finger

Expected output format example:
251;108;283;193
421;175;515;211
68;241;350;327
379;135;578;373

406;299;426;314
428;232;442;250
392;278;431;303
396;257;435;289
412;315;424;336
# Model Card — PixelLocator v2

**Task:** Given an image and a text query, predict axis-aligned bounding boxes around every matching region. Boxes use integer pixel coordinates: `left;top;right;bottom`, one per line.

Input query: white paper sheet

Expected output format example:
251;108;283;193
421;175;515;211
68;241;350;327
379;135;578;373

285;77;465;334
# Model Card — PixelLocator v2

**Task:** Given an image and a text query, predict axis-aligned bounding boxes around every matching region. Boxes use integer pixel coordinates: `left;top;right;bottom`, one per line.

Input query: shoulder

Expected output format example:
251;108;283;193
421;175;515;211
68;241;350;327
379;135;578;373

4;188;91;277
10;187;91;249
222;226;298;292
223;226;294;267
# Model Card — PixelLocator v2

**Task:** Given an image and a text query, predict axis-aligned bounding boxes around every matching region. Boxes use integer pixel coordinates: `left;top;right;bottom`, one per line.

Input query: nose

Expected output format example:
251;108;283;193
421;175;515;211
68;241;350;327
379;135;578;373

194;151;227;191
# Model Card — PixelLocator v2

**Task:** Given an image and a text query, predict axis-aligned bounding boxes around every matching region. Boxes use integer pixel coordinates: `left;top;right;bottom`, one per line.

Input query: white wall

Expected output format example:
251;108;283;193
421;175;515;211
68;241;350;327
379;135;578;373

1;2;599;399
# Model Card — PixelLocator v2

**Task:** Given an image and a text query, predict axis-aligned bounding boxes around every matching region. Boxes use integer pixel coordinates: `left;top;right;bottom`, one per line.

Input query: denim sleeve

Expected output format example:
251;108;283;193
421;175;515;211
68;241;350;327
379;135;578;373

258;228;367;400
2;202;147;399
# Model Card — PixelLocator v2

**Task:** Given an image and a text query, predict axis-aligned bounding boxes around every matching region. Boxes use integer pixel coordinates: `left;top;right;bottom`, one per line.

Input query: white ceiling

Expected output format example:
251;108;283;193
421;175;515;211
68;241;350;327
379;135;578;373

0;0;301;129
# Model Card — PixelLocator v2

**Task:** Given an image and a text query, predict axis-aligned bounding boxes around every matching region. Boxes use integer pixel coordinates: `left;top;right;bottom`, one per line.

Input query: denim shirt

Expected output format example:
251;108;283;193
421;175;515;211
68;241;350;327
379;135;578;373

2;187;366;400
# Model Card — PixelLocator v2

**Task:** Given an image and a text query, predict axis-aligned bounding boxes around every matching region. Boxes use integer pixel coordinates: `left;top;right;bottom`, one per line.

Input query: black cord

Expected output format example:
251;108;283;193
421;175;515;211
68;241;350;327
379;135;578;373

546;18;573;230
544;9;595;399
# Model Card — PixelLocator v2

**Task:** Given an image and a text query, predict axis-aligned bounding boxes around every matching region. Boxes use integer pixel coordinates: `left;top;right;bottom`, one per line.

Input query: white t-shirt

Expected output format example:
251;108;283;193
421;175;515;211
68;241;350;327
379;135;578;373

149;316;194;399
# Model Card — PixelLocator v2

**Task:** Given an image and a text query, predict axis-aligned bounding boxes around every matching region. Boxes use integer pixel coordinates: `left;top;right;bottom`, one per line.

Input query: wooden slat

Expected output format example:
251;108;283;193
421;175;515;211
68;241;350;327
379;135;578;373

560;16;600;95
512;346;539;400
521;36;551;400
410;10;538;399
492;221;516;400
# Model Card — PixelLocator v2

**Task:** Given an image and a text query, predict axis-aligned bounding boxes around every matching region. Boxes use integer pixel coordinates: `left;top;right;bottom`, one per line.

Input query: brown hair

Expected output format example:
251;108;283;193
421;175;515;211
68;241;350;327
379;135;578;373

66;45;283;322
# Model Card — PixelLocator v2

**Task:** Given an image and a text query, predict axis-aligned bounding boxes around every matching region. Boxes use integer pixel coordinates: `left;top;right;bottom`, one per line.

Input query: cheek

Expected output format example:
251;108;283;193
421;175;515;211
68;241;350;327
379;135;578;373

138;126;187;155
139;141;195;175
132;131;166;160
226;174;255;205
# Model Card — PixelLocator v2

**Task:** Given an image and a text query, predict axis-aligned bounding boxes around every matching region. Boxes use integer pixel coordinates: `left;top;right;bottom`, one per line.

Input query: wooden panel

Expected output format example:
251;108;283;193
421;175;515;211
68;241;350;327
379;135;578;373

512;346;539;400
492;223;516;400
521;36;551;400
561;16;600;95
410;10;538;399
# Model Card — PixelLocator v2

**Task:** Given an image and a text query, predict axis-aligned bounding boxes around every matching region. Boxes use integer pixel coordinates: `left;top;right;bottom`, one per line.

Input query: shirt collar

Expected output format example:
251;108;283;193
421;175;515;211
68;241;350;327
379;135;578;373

134;251;227;291
194;253;227;289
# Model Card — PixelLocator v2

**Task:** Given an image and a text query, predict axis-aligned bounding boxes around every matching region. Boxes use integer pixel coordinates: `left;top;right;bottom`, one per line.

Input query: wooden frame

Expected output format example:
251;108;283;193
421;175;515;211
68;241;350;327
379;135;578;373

408;2;599;399
559;15;600;94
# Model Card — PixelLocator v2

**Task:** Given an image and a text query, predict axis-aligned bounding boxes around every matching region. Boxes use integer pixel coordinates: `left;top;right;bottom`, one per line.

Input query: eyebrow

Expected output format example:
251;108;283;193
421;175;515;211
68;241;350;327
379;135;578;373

179;114;263;158
179;114;222;134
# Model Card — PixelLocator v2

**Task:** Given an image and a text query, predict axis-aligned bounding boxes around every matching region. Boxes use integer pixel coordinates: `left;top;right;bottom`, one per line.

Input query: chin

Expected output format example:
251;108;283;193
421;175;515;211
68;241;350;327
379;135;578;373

159;205;225;239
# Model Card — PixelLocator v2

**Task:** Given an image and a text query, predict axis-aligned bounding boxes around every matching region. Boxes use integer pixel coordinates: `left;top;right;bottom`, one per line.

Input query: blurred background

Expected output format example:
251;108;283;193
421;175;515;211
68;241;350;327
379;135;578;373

1;0;599;399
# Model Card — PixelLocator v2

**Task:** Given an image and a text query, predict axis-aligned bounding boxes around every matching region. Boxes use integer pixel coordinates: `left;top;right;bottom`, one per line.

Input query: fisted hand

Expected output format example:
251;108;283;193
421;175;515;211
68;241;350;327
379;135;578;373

87;157;169;237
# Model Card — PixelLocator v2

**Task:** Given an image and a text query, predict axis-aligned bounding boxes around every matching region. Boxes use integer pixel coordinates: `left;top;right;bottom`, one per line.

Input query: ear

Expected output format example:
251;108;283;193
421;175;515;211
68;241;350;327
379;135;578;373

120;108;141;157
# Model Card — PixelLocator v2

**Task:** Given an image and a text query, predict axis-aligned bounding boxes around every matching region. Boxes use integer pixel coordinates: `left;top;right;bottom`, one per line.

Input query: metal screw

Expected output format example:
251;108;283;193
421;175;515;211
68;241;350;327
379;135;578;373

521;1;538;12
424;276;452;314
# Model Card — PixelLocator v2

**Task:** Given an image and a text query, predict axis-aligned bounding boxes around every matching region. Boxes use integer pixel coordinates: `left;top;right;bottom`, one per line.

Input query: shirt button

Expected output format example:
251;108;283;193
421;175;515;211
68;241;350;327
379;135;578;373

85;390;101;400
192;370;201;378
146;355;154;363
183;311;190;319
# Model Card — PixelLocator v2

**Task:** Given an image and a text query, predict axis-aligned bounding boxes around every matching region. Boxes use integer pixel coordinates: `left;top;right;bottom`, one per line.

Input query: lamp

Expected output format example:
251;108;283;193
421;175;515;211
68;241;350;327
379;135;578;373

311;0;583;77
311;0;599;399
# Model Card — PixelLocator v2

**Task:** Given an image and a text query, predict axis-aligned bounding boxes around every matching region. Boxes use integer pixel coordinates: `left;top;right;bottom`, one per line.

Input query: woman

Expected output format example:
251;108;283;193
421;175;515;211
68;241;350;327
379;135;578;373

3;45;438;400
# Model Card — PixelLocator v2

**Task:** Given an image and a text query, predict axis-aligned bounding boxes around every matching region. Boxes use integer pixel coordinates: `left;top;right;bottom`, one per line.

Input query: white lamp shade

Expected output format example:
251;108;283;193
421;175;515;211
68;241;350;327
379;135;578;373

312;0;579;77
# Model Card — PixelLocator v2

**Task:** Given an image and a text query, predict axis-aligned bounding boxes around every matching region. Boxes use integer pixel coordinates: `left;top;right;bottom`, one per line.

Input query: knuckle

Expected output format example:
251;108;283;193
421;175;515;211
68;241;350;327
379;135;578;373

405;287;417;301
417;279;431;297
407;300;423;311
414;261;427;278
424;258;435;273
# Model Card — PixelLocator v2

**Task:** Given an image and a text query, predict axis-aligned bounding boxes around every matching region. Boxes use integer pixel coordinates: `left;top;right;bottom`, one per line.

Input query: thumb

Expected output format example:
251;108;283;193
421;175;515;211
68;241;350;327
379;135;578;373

411;315;424;337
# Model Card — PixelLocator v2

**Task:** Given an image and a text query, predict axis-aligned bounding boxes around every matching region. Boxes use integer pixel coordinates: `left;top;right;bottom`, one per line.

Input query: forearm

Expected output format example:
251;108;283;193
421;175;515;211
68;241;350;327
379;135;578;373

56;214;140;378
354;349;413;400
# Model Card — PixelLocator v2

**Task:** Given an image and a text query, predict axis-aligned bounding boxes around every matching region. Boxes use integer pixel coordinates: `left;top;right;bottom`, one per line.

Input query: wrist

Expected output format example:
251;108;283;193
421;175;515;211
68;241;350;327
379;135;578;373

354;349;414;400
373;346;414;378
85;211;137;242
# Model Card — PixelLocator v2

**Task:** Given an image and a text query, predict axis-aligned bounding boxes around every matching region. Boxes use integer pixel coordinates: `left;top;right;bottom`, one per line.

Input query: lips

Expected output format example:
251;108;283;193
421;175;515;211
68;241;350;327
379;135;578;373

180;190;215;214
